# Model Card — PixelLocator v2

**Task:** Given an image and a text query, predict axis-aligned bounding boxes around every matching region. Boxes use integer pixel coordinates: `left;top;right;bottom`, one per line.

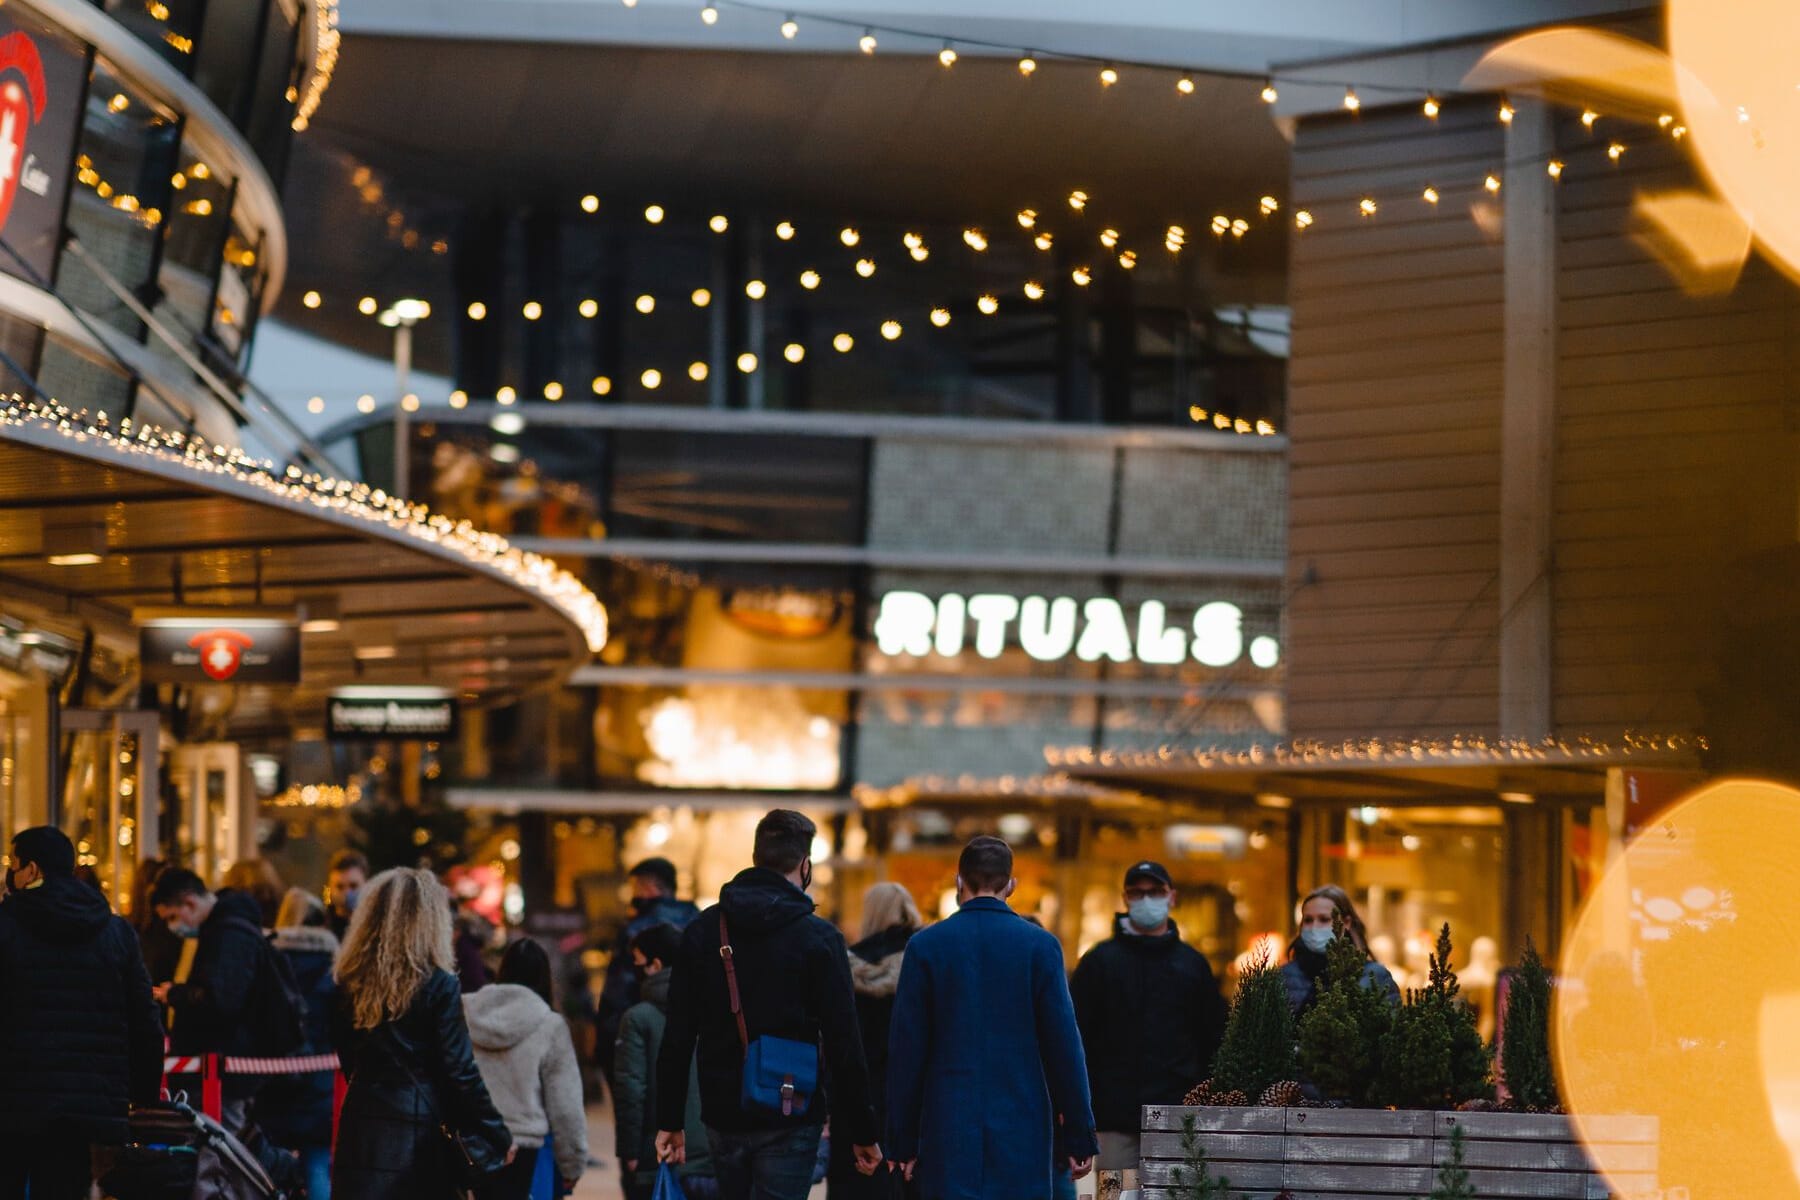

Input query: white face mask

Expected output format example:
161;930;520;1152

1127;896;1171;931
1300;926;1334;954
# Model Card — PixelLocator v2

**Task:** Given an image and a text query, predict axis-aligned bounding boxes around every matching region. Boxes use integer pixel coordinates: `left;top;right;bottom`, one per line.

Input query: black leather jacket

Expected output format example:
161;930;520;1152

331;968;512;1200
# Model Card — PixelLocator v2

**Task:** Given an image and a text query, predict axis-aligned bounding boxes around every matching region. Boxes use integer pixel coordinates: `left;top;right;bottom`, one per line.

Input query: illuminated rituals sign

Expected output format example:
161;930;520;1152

873;592;1279;668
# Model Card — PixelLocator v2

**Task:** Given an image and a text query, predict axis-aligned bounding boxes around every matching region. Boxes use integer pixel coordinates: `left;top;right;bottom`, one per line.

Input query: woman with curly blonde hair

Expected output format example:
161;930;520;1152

330;867;514;1200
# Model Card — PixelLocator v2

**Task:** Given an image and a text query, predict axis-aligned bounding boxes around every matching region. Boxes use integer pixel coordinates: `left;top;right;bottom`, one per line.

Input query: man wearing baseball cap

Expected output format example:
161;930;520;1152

1069;860;1227;1174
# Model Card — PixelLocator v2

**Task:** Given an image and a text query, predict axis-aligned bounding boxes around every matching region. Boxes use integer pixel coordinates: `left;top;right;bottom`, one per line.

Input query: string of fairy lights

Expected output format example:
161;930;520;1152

0;394;609;651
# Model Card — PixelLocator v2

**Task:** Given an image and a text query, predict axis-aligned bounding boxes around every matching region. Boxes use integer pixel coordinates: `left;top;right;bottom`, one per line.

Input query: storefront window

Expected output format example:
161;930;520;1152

155;147;231;340
102;0;204;72
60;61;178;341
244;0;299;176
190;0;275;126
596;684;847;792
212;221;264;360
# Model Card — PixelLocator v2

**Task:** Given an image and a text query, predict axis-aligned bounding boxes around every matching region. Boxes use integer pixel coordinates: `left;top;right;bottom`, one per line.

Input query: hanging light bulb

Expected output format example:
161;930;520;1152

783;343;806;363
1100;65;1119;88
780;14;798;38
689;361;709;381
1099;228;1119;249
579;298;600;318
1422;186;1440;204
1068;190;1088;212
700;4;718;24
497;385;517;404
1498;97;1515;123
833;332;854;352
691;287;712;306
977;294;999;314
358;296;378;315
1211;215;1231;236
737;352;759;373
909;245;929;262
1581;109;1599;128
1294;209;1313;229
799;270;821;290
903;231;923;248
635;294;656;314
1546;159;1564;180
1176;75;1195;96
641;368;662;389
1343;87;1360;112
1071;266;1092;286
522;300;543;320
880;320;902;340
1017;209;1037;229
840;227;860;247
1607;142;1626;162
644;204;665;223
1484;174;1501;192
1359;197;1378;217
592;375;613;395
467;301;487;320
1034;232;1054;251
1018;53;1037;76
855;258;876;278
581;194;600;213
1230;219;1248;238
1259;195;1279;215
709;214;729;233
1260;80;1278;104
544;381;564;401
745;279;767;300
1423;95;1440;118
1023;280;1046;300
938;43;957;68
859;29;876;54
776;221;796;240
962;228;988;251
1118;250;1137;269
929;307;951;327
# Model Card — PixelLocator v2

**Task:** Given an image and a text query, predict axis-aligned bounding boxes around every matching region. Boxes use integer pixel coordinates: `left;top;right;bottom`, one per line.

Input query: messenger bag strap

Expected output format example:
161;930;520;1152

718;910;751;1053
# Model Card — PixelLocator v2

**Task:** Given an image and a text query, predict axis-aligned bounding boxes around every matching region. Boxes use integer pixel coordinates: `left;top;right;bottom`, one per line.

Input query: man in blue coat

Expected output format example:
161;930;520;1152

887;836;1098;1200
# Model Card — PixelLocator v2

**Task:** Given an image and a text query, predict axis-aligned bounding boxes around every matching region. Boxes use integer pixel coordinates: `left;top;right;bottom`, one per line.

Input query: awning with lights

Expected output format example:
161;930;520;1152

1048;735;1708;808
0;397;605;734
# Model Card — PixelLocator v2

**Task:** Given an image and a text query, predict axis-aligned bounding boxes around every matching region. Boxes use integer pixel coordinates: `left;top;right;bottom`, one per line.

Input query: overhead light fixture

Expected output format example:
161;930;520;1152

354;645;398;661
489;412;525;436
859;28;876;54
301;597;341;634
780;14;797;38
44;524;105;566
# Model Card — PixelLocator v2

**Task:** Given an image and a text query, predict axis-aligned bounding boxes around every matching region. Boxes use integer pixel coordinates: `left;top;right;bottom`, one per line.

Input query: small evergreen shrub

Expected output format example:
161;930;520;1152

1168;1111;1238;1200
1418;1124;1476;1200
1296;920;1393;1104
1499;937;1560;1112
1210;947;1298;1101
1375;925;1493;1109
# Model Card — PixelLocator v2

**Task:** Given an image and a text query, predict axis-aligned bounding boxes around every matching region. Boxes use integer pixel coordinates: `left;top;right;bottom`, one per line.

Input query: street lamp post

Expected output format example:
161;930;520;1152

379;299;430;495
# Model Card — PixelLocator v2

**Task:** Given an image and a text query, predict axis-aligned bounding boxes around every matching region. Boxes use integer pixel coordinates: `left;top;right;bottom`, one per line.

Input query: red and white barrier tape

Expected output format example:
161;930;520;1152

163;1053;341;1075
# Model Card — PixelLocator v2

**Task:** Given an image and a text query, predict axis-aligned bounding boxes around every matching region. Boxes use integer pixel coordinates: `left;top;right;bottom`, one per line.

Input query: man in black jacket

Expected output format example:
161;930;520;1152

654;810;881;1200
151;867;274;1132
1069;860;1228;1174
0;826;162;1200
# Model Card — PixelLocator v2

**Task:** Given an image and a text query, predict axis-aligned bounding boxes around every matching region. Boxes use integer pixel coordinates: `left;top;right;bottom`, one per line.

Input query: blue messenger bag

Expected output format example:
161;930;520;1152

719;910;819;1117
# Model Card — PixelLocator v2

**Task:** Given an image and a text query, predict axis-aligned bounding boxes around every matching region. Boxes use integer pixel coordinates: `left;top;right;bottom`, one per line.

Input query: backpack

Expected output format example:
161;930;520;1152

221;917;307;1057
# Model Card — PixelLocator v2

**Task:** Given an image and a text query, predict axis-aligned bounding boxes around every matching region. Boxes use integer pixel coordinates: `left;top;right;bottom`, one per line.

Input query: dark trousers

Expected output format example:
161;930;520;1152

0;1129;93;1200
707;1125;823;1200
473;1146;539;1200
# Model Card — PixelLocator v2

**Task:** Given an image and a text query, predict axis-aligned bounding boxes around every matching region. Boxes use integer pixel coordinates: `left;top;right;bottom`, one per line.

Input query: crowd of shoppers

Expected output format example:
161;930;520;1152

0;805;1406;1200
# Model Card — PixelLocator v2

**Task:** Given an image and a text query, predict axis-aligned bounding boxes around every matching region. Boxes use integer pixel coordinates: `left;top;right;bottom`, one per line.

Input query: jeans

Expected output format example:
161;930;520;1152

300;1146;332;1200
706;1124;825;1200
0;1130;92;1200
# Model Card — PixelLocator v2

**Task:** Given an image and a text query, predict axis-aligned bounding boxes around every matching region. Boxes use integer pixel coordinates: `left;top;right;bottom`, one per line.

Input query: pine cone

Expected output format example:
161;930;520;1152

1183;1080;1215;1106
1215;1089;1249;1107
1260;1081;1305;1108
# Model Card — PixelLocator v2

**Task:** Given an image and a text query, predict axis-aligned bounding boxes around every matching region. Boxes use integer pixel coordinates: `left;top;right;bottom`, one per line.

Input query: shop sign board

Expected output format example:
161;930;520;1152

874;590;1281;669
326;686;458;740
139;618;300;684
0;9;89;286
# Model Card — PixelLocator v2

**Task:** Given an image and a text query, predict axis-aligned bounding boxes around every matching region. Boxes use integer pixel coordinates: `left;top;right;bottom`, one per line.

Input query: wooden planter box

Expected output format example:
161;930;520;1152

1140;1105;1658;1200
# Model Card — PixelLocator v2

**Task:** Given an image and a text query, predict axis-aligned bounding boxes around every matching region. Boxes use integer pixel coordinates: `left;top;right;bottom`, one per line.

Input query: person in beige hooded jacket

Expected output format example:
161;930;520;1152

463;939;589;1198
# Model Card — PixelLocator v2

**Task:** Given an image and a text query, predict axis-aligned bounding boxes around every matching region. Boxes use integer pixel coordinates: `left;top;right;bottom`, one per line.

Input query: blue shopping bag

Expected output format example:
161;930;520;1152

528;1134;556;1199
654;1162;689;1200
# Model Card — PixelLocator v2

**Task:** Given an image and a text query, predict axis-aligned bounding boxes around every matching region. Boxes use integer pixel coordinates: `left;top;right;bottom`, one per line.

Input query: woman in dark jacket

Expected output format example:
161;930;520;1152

828;882;921;1200
331;867;514;1200
261;889;341;1200
1280;883;1401;1017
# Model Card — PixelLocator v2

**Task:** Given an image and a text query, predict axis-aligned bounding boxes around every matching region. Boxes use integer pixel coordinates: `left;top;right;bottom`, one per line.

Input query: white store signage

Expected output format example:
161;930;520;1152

874;591;1280;669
